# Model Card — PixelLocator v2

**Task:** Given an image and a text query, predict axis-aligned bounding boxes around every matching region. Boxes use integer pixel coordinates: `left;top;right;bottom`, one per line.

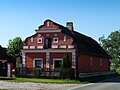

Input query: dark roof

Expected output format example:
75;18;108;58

52;20;109;57
0;46;15;63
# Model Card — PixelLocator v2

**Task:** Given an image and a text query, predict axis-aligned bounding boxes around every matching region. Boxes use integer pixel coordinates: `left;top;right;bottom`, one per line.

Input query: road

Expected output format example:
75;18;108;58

70;76;120;90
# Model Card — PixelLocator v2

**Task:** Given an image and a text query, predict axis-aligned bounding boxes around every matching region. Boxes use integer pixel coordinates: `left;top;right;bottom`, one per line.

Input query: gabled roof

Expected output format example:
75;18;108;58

51;20;109;57
0;46;15;62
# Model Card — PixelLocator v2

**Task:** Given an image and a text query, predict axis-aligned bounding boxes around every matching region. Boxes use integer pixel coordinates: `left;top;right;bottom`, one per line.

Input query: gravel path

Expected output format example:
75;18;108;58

0;81;80;90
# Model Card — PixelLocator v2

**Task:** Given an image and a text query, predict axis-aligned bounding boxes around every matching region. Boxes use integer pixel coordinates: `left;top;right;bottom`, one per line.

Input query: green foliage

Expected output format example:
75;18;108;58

99;30;120;70
7;37;23;68
7;37;23;58
60;53;74;79
61;53;71;69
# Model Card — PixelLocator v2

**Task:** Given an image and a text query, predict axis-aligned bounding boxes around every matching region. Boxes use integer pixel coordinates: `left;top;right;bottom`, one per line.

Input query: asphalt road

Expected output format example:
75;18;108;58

70;76;120;90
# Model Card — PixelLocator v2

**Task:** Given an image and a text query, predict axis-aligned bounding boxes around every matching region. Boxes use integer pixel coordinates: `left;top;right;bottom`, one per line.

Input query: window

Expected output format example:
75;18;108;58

100;59;102;66
53;58;63;71
47;21;51;26
31;37;33;42
44;38;51;49
54;60;62;68
34;58;43;68
37;38;42;43
53;38;58;43
90;58;93;66
35;60;42;68
64;36;66;41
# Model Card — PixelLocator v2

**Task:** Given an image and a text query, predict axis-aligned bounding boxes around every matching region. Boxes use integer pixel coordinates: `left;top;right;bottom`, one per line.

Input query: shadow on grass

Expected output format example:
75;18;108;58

0;77;13;80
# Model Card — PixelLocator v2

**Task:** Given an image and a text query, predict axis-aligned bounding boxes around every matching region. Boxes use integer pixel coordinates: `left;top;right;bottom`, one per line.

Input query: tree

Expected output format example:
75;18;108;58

61;53;71;69
60;53;73;79
99;30;120;70
7;37;23;68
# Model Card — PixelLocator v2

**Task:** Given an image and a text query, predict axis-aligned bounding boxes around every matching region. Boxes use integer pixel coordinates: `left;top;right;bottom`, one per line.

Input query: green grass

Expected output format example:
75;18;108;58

10;77;87;84
0;73;119;84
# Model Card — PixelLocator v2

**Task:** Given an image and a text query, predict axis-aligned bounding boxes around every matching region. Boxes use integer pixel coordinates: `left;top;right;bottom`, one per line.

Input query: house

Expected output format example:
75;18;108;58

21;19;110;77
0;45;15;77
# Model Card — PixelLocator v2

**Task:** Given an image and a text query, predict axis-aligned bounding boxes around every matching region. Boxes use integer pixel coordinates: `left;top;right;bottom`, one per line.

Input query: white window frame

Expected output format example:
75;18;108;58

53;38;58;43
37;38;42;43
33;58;43;68
64;36;66;41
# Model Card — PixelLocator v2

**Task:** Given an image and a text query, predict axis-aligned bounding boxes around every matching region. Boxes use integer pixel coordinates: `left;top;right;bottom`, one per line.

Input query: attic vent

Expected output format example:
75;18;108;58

66;22;74;31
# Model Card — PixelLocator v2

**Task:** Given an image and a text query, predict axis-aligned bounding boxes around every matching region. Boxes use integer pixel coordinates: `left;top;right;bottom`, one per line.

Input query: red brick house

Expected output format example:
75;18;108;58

21;19;110;77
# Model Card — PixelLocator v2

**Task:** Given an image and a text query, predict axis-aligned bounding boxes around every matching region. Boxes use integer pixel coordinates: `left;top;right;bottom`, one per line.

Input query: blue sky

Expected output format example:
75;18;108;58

0;0;120;47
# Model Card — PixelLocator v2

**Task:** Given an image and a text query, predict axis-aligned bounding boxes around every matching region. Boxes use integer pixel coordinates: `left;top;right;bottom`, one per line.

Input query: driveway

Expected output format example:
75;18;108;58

69;76;120;90
0;81;80;90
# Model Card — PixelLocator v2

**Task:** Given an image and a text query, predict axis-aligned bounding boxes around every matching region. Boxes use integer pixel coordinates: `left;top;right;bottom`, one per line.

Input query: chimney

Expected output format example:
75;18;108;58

66;22;74;31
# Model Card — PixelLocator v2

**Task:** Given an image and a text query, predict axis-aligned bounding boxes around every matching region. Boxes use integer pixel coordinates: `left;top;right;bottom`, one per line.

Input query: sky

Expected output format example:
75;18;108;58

0;0;120;47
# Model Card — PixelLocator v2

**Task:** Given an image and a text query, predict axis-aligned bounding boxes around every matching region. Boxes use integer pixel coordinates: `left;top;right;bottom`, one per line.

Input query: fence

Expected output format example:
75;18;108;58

15;67;61;77
15;67;75;78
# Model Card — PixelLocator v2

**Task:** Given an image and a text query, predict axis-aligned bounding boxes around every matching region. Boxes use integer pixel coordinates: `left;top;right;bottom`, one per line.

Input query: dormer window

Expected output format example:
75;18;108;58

53;38;58;43
37;38;42;43
64;36;66;41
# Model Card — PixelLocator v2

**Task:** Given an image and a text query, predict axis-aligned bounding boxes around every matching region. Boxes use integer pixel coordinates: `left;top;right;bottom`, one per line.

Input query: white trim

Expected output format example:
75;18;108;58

60;45;66;48
46;52;50;69
37;38;42;43
21;49;76;53
7;64;11;77
68;45;74;49
31;37;34;42
52;45;58;49
64;36;66;41
33;58;43;68
30;46;35;49
23;46;29;49
72;52;76;77
22;52;25;67
53;38;58;43
36;29;61;33
37;46;43;49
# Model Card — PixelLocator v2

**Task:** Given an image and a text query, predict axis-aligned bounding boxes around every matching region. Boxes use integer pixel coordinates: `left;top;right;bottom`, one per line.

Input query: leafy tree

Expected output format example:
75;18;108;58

7;37;23;68
60;53;73;79
61;53;71;69
99;30;120;70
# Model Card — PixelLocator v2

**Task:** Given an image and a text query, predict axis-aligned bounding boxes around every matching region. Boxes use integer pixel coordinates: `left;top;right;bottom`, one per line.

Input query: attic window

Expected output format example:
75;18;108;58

53;38;58;43
47;21;51;26
31;37;33;42
37;38;42;43
64;36;66;41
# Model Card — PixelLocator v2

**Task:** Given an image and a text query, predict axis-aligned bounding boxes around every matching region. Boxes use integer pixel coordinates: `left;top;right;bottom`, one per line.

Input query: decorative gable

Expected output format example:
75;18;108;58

36;20;59;30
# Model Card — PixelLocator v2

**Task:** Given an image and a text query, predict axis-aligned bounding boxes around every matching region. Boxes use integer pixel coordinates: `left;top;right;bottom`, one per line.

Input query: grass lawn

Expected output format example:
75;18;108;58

10;77;87;84
0;73;119;84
